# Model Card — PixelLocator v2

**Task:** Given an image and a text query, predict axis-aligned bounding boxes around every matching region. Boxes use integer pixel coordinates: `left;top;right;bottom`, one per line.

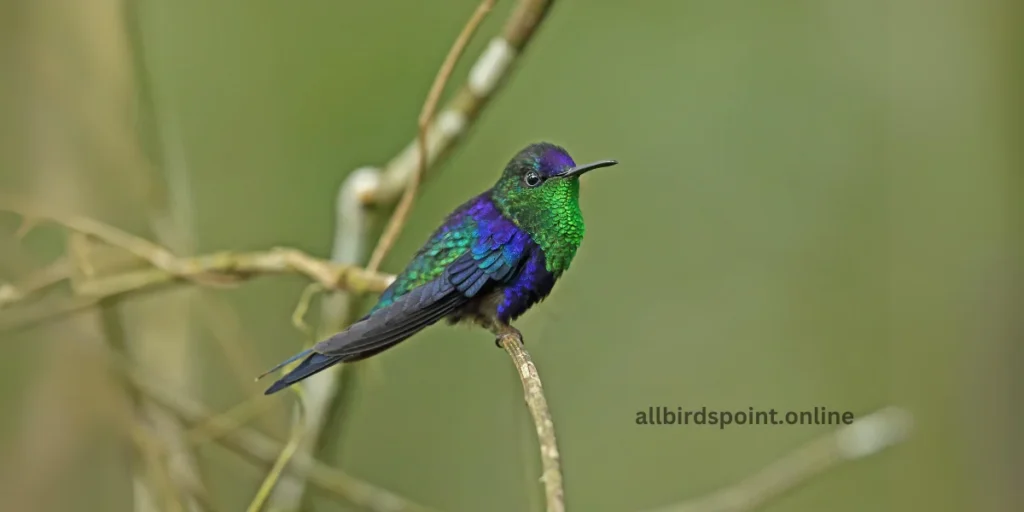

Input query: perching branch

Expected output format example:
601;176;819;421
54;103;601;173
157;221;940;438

645;406;913;512
498;331;565;512
495;331;911;512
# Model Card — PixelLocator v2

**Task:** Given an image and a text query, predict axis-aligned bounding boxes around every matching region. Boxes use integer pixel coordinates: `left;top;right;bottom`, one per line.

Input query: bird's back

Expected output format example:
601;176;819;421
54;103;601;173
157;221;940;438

372;192;497;312
313;192;532;354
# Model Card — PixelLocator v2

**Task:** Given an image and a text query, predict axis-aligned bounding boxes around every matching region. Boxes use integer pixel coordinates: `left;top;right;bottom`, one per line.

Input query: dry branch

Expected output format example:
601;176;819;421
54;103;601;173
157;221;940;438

499;331;565;512
114;357;438;512
0;211;395;331
361;0;556;208
0;259;71;307
366;0;497;273
246;399;306;512
645;406;913;512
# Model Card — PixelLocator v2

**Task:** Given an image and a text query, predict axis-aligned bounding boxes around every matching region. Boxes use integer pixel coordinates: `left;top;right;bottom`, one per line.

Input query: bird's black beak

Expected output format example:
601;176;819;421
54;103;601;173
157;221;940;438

559;159;618;178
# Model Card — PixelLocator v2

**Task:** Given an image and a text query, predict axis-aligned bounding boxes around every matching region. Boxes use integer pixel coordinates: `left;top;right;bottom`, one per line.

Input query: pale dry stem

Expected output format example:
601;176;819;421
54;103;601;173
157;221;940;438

499;332;565;512
365;0;497;273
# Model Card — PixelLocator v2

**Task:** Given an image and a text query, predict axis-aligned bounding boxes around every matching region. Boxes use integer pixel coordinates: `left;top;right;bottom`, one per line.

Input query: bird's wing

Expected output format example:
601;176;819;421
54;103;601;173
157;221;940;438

311;221;530;360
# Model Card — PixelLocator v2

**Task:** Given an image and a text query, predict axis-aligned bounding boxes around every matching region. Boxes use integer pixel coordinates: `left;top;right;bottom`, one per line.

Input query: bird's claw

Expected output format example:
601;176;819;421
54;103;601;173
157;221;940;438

493;326;524;349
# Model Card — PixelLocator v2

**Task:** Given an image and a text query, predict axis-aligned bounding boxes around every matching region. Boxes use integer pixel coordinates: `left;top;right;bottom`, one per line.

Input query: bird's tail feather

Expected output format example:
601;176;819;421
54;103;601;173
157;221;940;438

263;351;341;395
256;348;314;381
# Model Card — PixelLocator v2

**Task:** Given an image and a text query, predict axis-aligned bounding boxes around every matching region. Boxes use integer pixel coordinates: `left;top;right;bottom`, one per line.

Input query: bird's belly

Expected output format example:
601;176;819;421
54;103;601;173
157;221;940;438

447;288;506;329
445;246;558;329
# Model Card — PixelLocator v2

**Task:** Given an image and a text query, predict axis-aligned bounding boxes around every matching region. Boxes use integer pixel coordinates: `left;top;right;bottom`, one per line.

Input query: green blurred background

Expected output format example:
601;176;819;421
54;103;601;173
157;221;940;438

0;1;1018;511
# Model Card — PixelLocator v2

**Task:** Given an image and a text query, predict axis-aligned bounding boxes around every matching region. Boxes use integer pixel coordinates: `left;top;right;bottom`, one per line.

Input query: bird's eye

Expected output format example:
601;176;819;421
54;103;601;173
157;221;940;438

523;171;542;187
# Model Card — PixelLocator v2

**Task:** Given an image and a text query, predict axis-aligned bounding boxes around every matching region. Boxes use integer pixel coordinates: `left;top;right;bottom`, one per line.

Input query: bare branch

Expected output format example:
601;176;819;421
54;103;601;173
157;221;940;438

644;406;913;512
265;173;376;509
246;398;306;512
126;421;190;512
499;331;565;512
0;247;393;329
0;259;72;308
364;0;557;207
114;357;439;512
0;295;101;332
185;395;278;446
0;211;396;331
366;0;497;273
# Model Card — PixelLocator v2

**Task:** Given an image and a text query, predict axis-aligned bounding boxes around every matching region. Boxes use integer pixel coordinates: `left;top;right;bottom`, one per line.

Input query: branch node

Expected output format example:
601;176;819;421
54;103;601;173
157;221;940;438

835;406;913;460
469;37;517;96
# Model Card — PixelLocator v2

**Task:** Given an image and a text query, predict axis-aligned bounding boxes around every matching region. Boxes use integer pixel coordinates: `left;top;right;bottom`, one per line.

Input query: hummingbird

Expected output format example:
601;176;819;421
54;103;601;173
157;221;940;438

261;142;617;395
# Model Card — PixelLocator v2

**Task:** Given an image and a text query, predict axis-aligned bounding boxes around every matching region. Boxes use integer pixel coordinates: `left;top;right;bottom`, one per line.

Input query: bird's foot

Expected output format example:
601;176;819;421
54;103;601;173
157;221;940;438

492;324;523;349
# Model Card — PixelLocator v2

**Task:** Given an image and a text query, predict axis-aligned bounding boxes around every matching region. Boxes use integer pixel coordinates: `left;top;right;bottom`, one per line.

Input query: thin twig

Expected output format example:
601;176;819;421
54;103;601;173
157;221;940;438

499;332;564;512
0;294;101;332
0;245;393;331
266;172;376;509
247;396;306;512
127;423;188;512
363;0;557;207
108;313;213;512
112;357;439;512
186;395;278;446
0;210;393;291
0;249;142;311
97;290;205;512
248;348;311;511
645;406;913;512
366;0;497;273
0;213;395;331
0;259;71;308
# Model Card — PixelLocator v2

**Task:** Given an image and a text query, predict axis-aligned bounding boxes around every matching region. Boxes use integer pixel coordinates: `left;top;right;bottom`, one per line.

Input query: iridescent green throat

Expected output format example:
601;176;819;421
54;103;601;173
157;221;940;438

491;177;585;274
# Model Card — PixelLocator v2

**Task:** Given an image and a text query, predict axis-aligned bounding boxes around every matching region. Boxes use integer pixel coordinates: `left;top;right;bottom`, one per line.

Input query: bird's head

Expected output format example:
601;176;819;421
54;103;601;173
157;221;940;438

491;142;617;227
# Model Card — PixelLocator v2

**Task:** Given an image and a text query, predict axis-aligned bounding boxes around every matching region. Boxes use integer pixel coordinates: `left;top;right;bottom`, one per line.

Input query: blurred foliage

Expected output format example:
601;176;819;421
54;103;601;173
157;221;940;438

0;0;1019;512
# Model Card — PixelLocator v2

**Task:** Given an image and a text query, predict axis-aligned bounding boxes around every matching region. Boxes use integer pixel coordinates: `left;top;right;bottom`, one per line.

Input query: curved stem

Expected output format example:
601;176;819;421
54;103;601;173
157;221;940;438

499;331;565;512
